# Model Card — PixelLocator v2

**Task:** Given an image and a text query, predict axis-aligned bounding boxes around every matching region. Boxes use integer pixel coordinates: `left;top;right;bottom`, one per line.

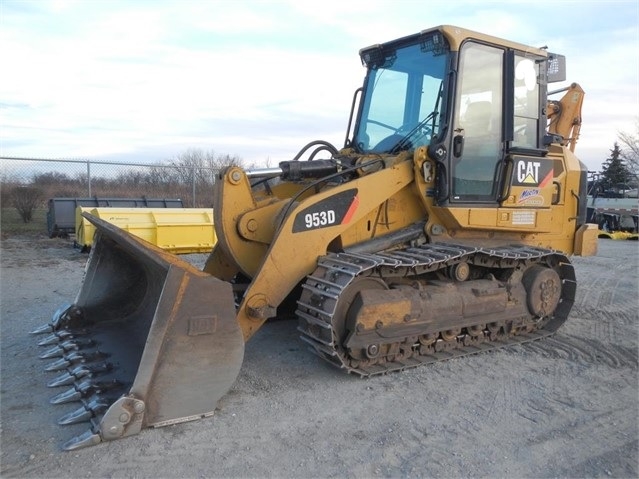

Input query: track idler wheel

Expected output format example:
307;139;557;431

522;265;562;318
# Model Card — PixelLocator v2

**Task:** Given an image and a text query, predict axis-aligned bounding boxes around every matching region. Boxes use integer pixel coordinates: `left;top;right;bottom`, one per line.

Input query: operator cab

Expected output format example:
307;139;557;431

350;26;566;206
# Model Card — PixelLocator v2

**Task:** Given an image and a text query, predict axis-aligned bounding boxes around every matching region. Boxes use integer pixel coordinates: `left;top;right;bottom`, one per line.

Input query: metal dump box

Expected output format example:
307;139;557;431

76;207;216;254
47;197;184;237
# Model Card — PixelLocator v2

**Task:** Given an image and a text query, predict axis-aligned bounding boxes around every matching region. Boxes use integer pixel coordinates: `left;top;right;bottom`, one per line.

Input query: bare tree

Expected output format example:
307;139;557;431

168;148;245;184
12;186;43;223
618;117;639;181
161;148;247;206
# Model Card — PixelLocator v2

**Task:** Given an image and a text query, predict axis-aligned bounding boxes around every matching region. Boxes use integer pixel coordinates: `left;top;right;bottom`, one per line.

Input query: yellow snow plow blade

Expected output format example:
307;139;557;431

75;207;216;254
31;214;244;450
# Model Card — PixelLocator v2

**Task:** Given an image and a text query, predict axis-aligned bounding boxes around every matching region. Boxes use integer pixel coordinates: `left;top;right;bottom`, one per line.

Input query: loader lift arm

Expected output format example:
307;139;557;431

547;82;584;152
206;159;416;341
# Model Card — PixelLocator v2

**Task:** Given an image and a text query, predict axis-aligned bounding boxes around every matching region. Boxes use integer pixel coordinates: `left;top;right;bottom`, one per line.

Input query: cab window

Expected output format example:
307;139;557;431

512;55;540;149
452;42;503;200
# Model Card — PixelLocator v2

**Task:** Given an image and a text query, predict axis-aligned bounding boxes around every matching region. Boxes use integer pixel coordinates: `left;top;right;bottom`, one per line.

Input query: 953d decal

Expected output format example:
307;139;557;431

292;188;359;233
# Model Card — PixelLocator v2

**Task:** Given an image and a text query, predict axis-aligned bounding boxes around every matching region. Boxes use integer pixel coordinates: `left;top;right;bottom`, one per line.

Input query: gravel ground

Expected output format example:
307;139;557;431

1;235;637;478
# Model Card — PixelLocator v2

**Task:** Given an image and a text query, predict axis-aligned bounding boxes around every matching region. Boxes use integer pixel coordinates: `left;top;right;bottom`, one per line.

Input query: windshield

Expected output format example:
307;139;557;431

354;39;449;154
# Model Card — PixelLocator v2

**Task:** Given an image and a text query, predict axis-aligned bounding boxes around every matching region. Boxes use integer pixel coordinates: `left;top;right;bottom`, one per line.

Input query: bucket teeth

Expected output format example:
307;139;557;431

38;339;97;359
57;406;93;425
30;304;85;335
62;429;102;451
30;322;56;335
58;396;112;425
44;351;109;372
38;329;87;346
30;303;71;335
50;379;123;405
47;363;113;388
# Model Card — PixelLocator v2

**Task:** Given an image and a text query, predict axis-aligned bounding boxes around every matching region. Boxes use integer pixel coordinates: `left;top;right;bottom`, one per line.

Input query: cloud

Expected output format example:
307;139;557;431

0;0;637;173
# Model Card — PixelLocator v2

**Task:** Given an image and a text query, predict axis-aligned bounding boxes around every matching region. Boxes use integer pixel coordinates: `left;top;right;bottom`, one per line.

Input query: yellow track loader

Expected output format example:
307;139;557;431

32;25;598;450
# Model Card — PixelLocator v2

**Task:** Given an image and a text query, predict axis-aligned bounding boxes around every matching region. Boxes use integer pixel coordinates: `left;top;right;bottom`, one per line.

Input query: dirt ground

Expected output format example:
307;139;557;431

0;235;637;478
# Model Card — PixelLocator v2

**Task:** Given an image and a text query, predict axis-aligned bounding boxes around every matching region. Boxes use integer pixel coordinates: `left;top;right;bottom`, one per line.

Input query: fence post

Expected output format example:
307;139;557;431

192;166;196;207
87;160;92;197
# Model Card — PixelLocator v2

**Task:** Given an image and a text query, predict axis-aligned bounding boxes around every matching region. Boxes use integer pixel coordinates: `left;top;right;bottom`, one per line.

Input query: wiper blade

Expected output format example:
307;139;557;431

391;80;443;154
390;111;437;153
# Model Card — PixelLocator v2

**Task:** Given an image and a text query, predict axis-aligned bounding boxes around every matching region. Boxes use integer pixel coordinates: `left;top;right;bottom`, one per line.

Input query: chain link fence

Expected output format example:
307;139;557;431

1;157;219;208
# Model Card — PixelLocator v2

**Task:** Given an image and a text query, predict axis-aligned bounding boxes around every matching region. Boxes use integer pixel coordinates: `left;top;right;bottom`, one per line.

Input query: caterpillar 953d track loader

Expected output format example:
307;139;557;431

32;25;598;450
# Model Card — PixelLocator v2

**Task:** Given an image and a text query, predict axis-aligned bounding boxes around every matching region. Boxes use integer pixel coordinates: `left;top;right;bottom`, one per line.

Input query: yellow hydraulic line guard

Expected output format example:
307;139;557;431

76;207;216;254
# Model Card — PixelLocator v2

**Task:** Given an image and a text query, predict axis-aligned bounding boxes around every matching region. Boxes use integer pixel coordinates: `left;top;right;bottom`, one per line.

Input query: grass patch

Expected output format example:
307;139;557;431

1;208;48;236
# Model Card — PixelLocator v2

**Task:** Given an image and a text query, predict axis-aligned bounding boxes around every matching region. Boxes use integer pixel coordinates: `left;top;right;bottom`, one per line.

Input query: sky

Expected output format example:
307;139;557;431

1;0;638;173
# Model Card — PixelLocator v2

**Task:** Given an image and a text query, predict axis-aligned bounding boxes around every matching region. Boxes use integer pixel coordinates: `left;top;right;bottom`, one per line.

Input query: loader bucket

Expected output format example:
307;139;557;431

31;214;244;451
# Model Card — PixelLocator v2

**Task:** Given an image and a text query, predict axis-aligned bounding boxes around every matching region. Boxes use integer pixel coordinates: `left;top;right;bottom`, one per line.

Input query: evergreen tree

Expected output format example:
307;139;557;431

600;142;632;189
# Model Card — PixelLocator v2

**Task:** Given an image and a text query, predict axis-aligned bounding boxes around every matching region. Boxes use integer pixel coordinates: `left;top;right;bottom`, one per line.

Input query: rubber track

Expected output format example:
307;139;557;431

296;243;576;377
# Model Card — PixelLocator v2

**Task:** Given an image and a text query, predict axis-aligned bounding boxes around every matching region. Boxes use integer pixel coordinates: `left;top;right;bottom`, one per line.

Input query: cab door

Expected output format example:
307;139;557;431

451;42;504;203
